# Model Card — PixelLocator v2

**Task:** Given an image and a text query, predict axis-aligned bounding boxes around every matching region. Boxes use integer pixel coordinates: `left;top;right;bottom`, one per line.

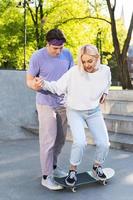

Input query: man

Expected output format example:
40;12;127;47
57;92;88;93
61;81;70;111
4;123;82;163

26;29;74;190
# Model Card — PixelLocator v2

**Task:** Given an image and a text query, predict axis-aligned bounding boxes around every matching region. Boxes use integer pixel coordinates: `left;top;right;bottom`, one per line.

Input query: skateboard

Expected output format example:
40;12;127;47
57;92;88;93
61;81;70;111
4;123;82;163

54;168;115;192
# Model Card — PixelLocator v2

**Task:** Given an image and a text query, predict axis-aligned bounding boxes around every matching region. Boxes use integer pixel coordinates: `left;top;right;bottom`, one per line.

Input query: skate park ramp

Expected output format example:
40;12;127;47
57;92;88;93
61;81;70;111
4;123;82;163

0;70;38;140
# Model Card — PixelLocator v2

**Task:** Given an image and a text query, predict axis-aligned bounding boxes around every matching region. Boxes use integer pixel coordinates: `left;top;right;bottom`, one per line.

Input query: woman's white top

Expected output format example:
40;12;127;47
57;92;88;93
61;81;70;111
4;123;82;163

43;65;111;110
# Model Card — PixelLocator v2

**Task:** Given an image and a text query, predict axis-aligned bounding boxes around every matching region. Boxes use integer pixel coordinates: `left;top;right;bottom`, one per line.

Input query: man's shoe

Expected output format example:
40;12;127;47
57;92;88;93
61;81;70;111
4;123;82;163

41;176;63;190
93;165;106;180
53;166;67;177
65;170;77;186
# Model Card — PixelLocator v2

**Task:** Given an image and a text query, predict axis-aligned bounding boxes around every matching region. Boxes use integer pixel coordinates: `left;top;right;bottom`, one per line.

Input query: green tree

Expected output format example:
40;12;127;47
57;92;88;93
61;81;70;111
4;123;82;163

0;0;23;68
0;0;37;69
1;0;130;77
26;0;45;49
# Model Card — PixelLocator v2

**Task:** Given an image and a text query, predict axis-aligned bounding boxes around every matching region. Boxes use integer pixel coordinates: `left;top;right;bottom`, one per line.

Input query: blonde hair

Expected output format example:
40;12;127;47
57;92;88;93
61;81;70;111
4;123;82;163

78;44;100;71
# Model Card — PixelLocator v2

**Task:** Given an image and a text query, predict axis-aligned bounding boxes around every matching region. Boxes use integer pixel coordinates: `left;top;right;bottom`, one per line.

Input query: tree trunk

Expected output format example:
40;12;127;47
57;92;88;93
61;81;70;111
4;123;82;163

106;0;133;89
117;55;132;89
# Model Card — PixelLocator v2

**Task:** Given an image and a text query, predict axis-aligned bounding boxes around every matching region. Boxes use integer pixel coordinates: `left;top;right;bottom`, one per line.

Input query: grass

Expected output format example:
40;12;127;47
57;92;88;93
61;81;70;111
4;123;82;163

110;86;122;90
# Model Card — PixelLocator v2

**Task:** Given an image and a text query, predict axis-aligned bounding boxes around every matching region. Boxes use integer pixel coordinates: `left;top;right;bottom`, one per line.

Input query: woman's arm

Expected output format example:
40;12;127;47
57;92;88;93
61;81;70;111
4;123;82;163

42;70;70;95
100;68;111;104
103;68;112;95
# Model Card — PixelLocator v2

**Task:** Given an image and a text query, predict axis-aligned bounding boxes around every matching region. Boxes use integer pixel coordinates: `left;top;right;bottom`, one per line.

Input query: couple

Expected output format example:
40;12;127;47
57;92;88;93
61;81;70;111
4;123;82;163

26;28;111;190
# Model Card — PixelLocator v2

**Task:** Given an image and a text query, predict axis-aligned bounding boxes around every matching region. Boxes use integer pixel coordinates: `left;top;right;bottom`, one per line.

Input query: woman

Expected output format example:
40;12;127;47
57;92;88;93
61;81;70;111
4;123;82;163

41;44;111;186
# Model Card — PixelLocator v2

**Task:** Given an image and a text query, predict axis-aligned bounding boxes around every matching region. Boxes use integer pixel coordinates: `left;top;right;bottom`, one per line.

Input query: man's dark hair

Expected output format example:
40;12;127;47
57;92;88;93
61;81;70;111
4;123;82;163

46;29;66;43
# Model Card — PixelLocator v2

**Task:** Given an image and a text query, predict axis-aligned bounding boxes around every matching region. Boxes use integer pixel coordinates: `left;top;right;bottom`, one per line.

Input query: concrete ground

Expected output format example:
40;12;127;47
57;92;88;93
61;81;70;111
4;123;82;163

0;137;133;200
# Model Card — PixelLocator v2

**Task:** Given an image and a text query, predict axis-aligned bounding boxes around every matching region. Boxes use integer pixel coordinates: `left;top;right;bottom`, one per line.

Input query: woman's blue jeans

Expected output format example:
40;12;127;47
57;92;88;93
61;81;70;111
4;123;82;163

67;106;110;166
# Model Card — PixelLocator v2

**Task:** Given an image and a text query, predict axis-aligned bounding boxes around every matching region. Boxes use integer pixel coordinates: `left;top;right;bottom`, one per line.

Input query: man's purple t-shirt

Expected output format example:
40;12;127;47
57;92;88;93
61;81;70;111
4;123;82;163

27;47;74;108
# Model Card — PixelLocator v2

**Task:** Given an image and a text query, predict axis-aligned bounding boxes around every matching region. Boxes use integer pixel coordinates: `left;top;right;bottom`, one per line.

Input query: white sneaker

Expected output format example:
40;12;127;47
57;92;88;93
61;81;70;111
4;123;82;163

41;176;63;190
53;166;67;177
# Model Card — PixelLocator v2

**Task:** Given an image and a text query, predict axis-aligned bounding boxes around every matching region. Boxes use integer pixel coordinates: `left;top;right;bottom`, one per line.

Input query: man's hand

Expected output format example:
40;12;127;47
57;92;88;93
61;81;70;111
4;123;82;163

100;93;107;104
32;77;43;91
26;74;43;91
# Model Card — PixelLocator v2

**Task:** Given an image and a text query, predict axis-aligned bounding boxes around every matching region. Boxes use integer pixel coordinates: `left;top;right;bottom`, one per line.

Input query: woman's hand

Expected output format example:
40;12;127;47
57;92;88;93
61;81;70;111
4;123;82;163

100;93;107;104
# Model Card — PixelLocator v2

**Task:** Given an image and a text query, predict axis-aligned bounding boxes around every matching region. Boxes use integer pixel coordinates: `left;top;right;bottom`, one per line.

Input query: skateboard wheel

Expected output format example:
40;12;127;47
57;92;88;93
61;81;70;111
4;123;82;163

72;187;77;192
103;180;107;185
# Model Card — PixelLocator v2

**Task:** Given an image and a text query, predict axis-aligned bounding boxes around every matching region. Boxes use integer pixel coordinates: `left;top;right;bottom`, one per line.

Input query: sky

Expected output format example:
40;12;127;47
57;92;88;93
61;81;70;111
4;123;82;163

115;0;133;29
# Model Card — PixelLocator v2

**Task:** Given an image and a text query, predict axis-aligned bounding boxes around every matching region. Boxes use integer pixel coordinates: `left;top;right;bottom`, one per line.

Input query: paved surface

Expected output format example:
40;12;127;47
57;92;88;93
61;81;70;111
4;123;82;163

0;137;133;200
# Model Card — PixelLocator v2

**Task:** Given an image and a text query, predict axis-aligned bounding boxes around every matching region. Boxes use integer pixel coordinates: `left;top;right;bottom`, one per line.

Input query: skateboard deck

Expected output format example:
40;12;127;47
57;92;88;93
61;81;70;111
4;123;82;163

54;168;115;192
